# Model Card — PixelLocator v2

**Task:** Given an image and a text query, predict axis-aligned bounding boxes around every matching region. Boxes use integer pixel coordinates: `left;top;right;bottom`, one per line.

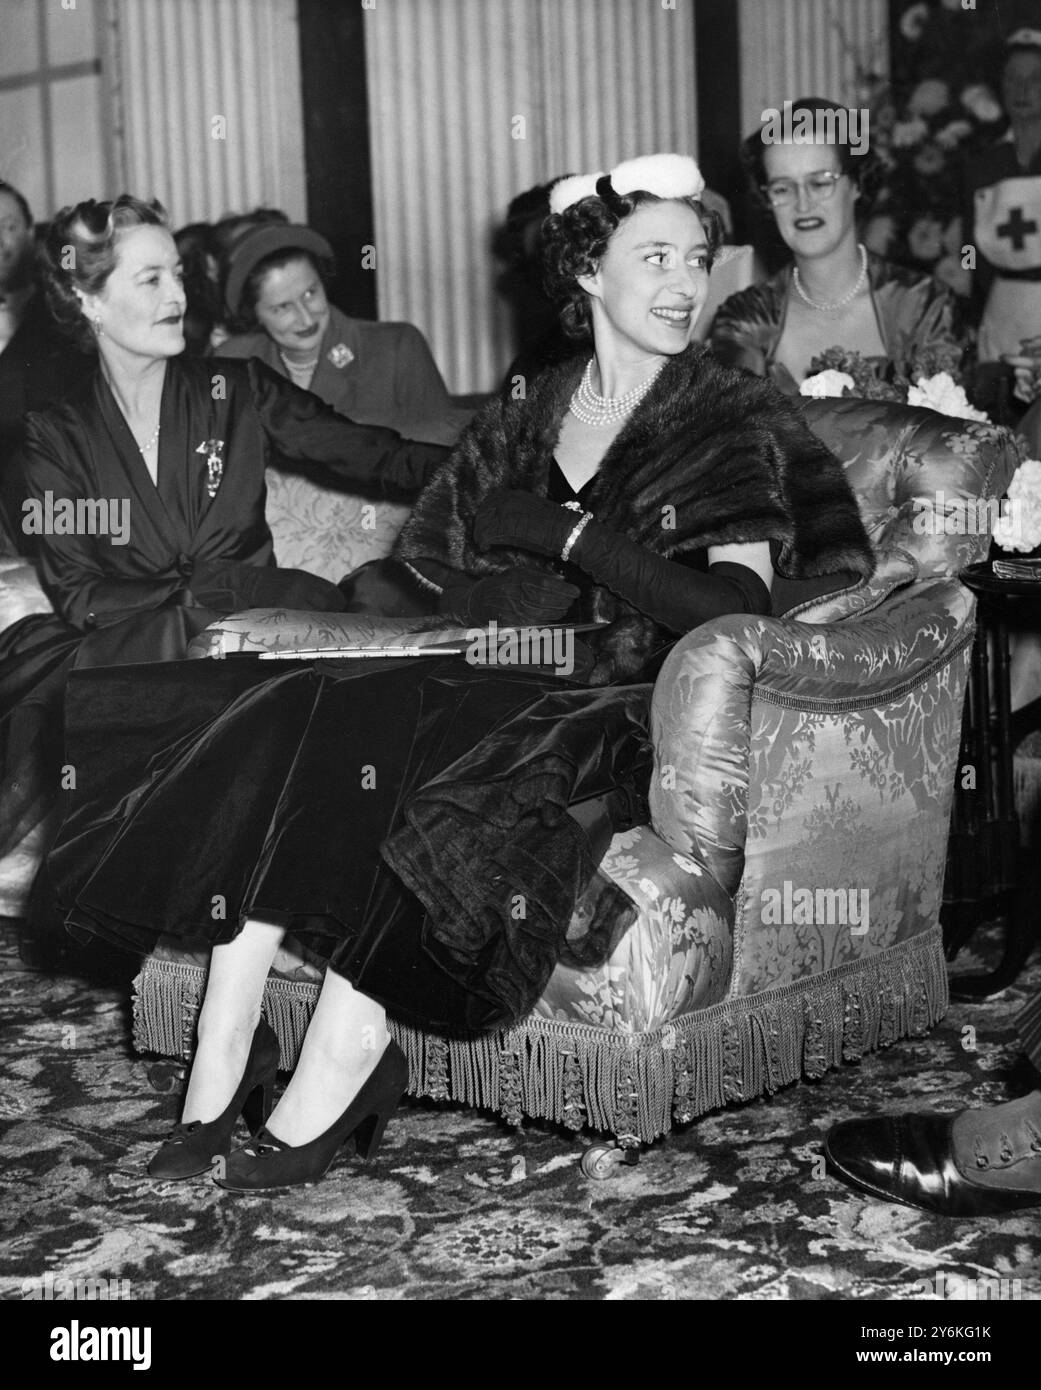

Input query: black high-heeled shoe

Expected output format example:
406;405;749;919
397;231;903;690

147;1017;281;1181
215;1039;408;1191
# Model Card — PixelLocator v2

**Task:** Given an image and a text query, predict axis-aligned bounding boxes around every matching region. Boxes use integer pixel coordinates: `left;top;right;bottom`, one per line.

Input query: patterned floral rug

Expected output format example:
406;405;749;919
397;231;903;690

1;920;1039;1302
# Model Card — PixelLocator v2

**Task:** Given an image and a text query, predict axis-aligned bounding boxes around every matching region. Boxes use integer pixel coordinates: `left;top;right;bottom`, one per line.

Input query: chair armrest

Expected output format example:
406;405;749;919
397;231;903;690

648;577;975;897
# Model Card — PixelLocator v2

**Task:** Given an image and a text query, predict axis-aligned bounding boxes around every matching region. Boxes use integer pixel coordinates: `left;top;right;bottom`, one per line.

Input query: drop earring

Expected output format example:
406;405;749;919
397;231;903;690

92;315;103;338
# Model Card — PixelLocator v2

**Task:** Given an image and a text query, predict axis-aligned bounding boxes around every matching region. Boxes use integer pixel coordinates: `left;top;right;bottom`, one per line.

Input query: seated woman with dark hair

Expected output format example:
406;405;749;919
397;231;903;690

216;222;473;445
46;155;874;1193
0;194;447;861
709;97;964;393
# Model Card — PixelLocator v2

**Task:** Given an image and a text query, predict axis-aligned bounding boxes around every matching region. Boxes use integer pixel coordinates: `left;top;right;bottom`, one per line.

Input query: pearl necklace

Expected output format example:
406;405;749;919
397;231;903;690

792;243;868;313
136;418;161;454
279;349;320;375
569;358;666;427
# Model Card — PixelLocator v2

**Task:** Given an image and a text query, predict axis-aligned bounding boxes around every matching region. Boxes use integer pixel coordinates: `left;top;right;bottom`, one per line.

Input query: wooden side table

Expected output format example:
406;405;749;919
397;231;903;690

944;563;1041;997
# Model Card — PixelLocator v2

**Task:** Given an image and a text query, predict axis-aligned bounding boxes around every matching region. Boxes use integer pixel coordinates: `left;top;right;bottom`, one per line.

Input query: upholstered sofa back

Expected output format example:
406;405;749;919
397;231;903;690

264;471;410;584
800;398;1020;579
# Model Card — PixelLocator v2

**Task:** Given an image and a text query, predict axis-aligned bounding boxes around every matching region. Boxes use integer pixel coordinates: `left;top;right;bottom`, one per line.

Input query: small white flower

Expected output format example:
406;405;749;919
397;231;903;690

908;79;950;117
899;2;930;41
994;459;1041;552
638;877;660;901
672;853;703;877
935;119;973;150
907;372;988;422
891;116;929;148
800;370;855;400
328;343;354;369
960;84;1003;124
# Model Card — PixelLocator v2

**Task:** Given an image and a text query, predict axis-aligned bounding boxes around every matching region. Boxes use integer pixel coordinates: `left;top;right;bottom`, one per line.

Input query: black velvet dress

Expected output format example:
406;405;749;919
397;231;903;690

46;462;655;1033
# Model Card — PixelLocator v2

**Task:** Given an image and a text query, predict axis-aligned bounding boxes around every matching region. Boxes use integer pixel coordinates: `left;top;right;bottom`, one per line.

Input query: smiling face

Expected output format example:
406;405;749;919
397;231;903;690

0;190;34;292
762;141;859;262
1003;50;1041;126
578;200;710;362
253;255;330;360
82;224;186;360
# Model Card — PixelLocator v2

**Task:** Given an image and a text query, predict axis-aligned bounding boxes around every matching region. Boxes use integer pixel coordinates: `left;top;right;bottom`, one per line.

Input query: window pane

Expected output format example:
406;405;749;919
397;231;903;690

0;86;45;217
0;0;41;79
46;0;99;67
51;75;105;207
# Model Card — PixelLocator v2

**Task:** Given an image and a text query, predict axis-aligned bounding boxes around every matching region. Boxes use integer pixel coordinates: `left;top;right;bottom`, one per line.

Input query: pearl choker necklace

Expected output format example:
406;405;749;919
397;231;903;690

792;244;868;313
569;358;666;427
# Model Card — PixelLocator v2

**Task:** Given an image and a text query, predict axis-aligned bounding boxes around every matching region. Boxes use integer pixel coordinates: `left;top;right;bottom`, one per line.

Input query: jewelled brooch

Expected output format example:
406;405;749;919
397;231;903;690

328;343;355;369
196;439;225;499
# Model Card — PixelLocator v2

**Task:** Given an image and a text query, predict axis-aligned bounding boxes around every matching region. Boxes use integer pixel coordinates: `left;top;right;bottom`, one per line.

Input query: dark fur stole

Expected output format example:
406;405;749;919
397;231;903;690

394;345;874;684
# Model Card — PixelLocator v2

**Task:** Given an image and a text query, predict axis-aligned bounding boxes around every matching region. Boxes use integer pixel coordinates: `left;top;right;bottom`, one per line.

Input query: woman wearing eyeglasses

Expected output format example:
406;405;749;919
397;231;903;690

710;97;963;393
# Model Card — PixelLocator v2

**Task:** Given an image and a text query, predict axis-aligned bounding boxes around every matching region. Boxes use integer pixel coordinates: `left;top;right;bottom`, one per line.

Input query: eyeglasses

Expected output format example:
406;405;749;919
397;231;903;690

760;171;847;208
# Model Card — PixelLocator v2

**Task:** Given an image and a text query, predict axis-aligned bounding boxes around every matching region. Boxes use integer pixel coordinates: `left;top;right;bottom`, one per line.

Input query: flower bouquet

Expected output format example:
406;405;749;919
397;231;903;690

800;347;981;411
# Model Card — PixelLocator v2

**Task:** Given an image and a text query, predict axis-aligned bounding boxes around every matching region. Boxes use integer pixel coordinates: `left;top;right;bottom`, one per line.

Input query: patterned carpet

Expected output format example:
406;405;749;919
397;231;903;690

1;920;1039;1302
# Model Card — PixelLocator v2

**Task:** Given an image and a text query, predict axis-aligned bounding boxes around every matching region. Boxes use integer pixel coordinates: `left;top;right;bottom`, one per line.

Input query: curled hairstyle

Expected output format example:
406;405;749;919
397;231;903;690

740;97;882;213
540;188;724;340
227;246;337;335
41;194;169;352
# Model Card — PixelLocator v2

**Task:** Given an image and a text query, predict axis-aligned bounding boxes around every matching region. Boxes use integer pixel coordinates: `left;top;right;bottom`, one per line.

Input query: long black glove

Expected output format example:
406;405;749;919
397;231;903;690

437;566;580;626
473;489;771;632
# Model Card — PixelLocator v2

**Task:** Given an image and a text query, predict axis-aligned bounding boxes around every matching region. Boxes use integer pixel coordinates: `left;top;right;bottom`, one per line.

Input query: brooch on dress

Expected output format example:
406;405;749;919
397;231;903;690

328;343;354;369
196;439;225;499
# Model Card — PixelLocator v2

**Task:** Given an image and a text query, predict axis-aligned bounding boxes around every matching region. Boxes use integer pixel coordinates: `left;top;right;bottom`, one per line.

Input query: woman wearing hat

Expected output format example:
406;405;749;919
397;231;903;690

217;223;472;446
47;157;873;1192
966;30;1041;368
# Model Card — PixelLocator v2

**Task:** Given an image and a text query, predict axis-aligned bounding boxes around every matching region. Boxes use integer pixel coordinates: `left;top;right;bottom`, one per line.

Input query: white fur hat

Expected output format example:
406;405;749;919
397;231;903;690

548;153;705;215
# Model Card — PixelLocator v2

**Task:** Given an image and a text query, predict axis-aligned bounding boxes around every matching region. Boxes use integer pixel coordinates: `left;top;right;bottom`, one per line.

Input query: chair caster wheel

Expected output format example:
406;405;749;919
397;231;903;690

580;1143;626;1179
147;1060;187;1093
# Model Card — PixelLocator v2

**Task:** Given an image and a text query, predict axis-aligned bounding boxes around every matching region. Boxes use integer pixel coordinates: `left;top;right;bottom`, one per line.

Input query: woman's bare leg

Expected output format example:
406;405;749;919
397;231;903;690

181;917;285;1124
263;970;390;1147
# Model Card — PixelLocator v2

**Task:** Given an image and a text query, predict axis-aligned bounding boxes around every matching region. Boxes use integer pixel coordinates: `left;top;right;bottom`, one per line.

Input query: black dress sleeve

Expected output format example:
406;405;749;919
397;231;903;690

245;358;449;499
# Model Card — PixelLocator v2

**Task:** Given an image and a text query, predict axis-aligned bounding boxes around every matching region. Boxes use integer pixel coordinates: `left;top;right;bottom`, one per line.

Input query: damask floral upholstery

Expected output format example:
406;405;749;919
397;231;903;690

132;402;1020;1146
263;469;409;584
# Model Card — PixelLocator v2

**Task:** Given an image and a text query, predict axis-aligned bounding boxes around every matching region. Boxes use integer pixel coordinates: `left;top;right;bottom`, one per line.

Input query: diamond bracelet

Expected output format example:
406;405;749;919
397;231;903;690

561;511;593;562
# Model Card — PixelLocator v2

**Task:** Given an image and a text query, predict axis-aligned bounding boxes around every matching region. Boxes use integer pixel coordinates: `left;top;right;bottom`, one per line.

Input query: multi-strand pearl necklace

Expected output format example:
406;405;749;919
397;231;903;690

569;358;666;428
792;243;868;313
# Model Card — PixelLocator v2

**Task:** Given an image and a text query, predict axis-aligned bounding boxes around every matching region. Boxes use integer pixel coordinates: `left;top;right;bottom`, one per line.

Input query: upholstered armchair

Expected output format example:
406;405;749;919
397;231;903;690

127;400;1019;1166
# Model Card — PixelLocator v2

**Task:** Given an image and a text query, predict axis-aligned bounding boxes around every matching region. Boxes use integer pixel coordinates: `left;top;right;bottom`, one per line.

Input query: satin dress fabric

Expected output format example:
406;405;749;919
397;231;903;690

0;353;443;860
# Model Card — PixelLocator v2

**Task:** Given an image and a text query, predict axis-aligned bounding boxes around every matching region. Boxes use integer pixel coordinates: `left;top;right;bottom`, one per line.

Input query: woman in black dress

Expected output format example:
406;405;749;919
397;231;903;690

48;157;874;1191
0;195;446;863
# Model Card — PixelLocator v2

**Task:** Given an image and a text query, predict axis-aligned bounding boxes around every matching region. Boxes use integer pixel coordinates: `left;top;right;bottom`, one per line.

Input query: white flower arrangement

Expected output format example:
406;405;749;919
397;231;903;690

993;459;1041;554
906;371;988;422
959;83;1003;124
799;369;856;400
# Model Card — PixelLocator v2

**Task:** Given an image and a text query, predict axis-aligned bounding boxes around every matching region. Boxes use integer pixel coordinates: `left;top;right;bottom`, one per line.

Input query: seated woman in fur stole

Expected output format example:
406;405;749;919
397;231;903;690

46;154;874;1193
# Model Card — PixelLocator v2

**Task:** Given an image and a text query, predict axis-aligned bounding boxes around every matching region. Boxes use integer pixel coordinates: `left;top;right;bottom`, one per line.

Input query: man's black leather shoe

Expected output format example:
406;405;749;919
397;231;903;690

824;1112;1041;1217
